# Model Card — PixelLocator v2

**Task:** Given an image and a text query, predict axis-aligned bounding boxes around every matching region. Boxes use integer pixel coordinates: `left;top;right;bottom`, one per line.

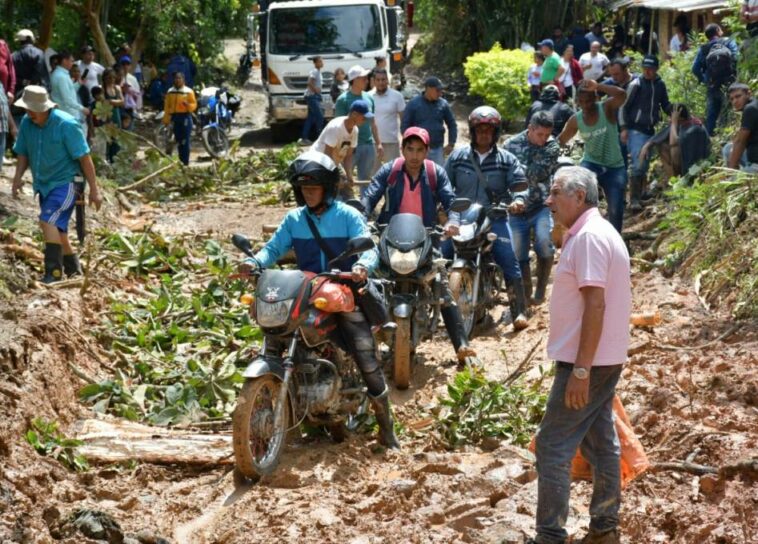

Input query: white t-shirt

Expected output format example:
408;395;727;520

669;34;684;53
368;88;406;144
560;59;573;88
304;68;322;97
311;116;358;163
527;64;543;86
76;61;105;90
579;52;609;81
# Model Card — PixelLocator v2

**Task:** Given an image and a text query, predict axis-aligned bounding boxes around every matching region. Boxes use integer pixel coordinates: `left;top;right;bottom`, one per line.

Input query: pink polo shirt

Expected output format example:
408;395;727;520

547;207;632;366
398;173;423;217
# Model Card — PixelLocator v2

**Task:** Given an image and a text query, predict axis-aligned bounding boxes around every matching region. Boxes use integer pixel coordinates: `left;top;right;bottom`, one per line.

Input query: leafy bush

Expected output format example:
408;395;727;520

657;47;707;123
464;44;533;126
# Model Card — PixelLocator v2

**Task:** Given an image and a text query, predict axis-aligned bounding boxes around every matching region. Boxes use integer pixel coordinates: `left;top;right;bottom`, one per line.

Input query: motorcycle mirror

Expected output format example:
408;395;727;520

449;198;471;213
231;233;254;257
344;199;366;214
328;236;375;266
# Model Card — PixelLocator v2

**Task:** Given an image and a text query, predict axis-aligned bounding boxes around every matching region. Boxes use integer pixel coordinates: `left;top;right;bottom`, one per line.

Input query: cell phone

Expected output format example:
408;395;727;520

82;68;89;79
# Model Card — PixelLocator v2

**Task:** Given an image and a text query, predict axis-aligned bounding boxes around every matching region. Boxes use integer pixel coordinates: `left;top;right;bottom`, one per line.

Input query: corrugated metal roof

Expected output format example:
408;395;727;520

609;0;728;11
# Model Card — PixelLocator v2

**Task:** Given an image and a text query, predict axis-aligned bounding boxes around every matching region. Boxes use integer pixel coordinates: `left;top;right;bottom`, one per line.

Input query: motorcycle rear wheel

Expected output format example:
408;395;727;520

449;269;477;339
393;316;412;390
232;376;291;481
202;125;230;159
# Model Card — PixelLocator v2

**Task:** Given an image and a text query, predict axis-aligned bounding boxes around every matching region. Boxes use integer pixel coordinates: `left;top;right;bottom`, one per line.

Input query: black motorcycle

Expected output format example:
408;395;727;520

448;203;509;339
376;199;470;389
231;234;375;483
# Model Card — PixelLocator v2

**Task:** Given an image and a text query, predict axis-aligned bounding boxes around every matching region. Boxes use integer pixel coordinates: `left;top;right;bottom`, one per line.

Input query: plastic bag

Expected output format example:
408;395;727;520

309;279;355;313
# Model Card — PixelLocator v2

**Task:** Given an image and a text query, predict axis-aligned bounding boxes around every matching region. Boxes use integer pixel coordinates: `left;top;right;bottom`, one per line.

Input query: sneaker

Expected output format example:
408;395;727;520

579;528;620;544
297;138;312;146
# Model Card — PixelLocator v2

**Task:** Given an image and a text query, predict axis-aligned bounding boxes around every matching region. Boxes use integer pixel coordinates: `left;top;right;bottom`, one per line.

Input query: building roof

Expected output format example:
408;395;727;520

608;0;728;11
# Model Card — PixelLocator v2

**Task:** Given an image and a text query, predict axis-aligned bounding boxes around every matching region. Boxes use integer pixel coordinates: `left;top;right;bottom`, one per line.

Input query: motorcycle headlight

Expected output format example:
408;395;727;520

198;106;211;117
453;223;477;242
388;247;421;275
256;299;294;327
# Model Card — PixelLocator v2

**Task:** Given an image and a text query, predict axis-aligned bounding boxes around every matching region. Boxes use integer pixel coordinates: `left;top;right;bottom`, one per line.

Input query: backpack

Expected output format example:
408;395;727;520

705;39;736;86
387;157;437;192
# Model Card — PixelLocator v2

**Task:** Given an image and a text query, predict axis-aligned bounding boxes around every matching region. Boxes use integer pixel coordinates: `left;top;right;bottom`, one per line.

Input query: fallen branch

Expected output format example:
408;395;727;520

1;243;43;262
67;361;96;384
651;461;717;475
504;338;543;385
117;162;179;193
653;324;740;352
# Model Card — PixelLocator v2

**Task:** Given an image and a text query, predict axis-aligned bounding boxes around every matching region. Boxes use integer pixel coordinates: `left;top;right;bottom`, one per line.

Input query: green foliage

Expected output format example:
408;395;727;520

464;44;533;125
657;47;707;122
82;233;260;425
436;368;547;448
25;418;89;472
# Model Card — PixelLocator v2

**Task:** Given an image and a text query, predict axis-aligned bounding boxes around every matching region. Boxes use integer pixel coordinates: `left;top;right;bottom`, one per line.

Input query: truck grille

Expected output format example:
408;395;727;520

284;73;335;92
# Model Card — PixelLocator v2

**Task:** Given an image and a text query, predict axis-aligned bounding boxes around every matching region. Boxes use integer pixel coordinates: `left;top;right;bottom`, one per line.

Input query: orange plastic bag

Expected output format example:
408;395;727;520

309;279;355;313
528;395;649;489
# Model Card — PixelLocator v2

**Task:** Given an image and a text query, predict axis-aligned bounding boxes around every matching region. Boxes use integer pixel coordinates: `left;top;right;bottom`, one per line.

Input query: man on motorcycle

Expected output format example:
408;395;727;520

361;127;477;364
443;106;530;330
240;151;400;449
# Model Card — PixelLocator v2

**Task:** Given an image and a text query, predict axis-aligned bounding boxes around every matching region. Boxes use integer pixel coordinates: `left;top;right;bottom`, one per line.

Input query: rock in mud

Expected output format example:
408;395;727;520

416;504;445;525
389;479;418;498
311;507;339;528
69;509;125;543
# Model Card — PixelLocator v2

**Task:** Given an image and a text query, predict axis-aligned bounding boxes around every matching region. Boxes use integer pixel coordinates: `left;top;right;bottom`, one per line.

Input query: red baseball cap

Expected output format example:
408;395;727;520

402;127;430;147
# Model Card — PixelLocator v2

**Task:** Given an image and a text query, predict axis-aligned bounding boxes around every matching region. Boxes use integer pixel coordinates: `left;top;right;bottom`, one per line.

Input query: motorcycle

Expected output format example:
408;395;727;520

448;203;510;339
197;86;240;159
231;233;375;483
237;11;259;86
376;199;470;389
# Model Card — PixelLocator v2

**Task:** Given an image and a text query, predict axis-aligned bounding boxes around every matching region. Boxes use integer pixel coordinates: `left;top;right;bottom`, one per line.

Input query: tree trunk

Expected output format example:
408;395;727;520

83;0;115;66
130;7;151;68
38;0;57;50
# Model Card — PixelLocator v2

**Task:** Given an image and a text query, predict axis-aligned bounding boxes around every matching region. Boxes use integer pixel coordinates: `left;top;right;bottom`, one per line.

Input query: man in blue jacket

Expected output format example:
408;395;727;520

621;55;672;212
692;23;740;136
362;127;476;364
401;77;456;166
242;150;399;449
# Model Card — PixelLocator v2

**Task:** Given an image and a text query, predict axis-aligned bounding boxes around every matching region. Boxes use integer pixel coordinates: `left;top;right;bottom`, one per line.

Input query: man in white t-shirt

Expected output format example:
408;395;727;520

311;99;373;199
368;68;405;169
579;41;609;81
76;46;104;91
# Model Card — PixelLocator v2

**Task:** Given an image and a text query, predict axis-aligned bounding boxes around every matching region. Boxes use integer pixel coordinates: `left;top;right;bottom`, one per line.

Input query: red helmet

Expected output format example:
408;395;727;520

468;106;502;148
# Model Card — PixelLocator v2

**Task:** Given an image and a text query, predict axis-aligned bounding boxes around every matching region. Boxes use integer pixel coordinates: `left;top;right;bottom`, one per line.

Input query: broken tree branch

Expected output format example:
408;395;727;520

117;162;179;193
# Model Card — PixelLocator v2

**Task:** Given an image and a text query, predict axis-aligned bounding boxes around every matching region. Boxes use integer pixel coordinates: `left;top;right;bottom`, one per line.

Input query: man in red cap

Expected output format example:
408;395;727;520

361;126;477;364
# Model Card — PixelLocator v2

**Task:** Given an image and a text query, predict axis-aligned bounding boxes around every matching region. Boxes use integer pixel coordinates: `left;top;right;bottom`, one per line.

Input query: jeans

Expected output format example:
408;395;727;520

509;206;555;263
535;363;623;544
705;86;725;137
721;142;754;170
353;143;377;187
0;132;5;169
627;128;652;178
427;146;444;166
441;217;521;280
172;113;192;166
580;161;627;233
302;94;324;141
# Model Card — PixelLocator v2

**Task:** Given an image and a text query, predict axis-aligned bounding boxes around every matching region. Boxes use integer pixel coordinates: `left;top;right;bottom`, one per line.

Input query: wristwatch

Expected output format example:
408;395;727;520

572;367;590;380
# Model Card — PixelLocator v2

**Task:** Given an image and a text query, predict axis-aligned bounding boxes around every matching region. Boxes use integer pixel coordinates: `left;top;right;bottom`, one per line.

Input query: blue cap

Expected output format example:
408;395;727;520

349;99;374;118
119;55;132;64
538;39;555;49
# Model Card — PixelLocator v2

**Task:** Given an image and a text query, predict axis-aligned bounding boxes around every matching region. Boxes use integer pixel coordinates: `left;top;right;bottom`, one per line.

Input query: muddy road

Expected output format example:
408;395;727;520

0;36;756;544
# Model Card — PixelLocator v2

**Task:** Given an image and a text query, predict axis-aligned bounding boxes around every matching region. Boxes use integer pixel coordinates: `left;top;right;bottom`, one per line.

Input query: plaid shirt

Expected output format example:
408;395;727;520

0;82;8;134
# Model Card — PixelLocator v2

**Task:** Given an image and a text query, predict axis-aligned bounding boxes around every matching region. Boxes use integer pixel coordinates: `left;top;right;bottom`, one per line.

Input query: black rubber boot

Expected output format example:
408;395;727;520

42;243;63;284
63;254;82;277
520;260;533;302
369;386;400;449
441;305;477;362
629;175;643;213
506;279;529;331
533;257;553;304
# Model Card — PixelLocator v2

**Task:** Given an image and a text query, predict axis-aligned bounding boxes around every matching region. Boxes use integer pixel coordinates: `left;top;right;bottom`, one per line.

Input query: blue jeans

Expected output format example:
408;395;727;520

427;146;444;166
172;113;192;166
442;217;521;280
302;94;324;141
353;143;377;193
627;128;652;178
509;206;555;263
705;86;725;137
535;363;623;544
722;142;749;167
580;161;627;233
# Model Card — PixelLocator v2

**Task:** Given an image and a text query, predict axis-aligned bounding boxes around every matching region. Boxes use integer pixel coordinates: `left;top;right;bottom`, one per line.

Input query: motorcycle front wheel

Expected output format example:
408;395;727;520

202;125;230;159
393;316;412;390
449;269;477;339
232;376;291;481
153;123;175;155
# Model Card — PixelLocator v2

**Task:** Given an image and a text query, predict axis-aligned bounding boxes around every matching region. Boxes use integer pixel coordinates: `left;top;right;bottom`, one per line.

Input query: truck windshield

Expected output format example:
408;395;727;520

269;5;382;55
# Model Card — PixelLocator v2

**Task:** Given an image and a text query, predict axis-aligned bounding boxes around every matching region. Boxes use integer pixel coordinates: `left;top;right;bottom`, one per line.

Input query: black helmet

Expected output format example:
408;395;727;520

468;106;502;148
288;150;340;207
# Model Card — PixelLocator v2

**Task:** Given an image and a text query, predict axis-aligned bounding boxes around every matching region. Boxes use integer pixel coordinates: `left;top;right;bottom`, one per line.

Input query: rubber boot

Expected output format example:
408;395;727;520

520;260;533;302
42;243;63;284
580;528;621;544
441;305;477;363
532;256;553;304
506;279;529;331
629;175;643;213
369;386;400;449
63;254;82;277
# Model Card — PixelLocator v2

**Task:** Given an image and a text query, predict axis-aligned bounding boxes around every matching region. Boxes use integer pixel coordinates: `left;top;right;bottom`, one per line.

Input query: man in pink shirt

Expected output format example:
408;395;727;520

527;166;631;544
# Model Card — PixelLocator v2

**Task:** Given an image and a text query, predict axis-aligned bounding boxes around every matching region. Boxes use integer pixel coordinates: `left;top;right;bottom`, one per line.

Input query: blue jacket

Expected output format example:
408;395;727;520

252;202;378;274
362;160;460;227
401;94;457;148
444;146;528;207
692;37;739;86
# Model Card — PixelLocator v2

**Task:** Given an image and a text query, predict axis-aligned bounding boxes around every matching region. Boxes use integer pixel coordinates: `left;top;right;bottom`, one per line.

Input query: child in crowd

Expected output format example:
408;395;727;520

528;52;545;101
